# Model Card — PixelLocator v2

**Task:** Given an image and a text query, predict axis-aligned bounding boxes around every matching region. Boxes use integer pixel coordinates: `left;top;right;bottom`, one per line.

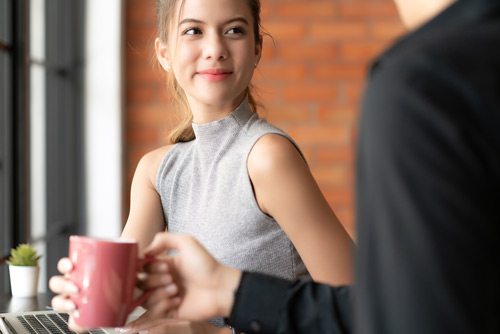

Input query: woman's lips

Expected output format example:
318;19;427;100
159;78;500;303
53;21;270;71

197;69;232;82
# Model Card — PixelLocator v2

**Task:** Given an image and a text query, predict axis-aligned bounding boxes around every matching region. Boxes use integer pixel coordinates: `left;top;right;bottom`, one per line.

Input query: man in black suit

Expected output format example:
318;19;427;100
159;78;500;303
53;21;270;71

355;0;500;333
52;0;500;333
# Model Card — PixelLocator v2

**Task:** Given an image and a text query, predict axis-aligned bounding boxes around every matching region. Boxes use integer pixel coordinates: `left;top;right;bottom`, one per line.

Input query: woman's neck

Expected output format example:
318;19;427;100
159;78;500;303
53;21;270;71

189;93;247;124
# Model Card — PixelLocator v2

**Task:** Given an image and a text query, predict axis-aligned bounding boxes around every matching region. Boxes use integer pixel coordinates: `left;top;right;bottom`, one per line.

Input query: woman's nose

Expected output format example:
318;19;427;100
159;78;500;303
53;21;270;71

202;33;228;61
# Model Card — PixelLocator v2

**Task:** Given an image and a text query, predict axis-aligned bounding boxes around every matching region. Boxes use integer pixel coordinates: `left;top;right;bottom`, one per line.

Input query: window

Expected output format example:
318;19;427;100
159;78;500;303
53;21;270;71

43;0;86;282
0;0;85;294
0;0;29;294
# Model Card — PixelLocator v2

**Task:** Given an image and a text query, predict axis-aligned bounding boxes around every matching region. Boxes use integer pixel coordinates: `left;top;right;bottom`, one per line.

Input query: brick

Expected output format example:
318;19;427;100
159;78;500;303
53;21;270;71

339;3;399;19
315;146;354;163
317;105;358;122
279;43;336;60
127;104;173;126
340;41;387;60
252;83;279;103
127;2;157;25
157;86;177;103
310;165;351;187
126;65;163;84
260;38;276;60
283;84;338;101
126;85;155;103
127;0;154;5
125;25;157;44
278;3;336;18
254;64;307;81
264;22;307;40
310;22;368;41
320;188;353;206
126;126;160;143
263;104;309;123
345;82;365;102
313;64;366;80
372;21;407;40
126;46;157;68
288;124;349;146
260;2;273;20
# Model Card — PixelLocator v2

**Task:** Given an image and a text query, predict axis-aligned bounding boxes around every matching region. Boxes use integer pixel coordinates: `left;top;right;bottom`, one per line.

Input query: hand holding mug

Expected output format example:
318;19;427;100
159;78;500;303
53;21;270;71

50;236;156;329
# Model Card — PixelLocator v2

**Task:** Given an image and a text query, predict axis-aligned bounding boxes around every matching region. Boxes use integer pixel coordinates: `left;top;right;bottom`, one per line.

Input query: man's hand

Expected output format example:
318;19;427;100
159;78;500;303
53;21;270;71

122;233;242;333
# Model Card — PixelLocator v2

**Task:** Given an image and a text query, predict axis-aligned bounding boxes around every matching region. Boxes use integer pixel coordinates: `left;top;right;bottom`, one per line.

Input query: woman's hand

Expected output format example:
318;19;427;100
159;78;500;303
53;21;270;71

48;258;89;333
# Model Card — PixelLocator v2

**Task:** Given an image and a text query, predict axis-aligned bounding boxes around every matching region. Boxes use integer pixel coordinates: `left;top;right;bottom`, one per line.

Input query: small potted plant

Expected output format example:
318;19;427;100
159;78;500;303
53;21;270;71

7;243;42;297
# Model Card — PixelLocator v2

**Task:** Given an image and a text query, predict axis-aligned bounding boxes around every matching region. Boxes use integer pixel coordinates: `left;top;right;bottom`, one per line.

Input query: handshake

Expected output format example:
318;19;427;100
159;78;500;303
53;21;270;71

49;233;242;333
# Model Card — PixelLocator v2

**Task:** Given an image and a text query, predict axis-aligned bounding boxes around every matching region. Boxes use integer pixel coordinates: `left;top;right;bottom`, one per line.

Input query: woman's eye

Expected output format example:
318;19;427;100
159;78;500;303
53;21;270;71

183;27;202;35
226;26;245;35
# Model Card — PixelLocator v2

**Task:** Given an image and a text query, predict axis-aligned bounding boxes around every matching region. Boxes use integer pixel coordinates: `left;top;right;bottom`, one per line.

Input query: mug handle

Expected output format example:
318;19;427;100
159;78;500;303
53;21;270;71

127;256;156;313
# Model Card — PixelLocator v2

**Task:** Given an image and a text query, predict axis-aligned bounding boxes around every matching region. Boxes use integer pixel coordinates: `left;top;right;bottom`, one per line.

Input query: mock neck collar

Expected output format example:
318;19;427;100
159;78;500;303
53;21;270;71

191;96;254;143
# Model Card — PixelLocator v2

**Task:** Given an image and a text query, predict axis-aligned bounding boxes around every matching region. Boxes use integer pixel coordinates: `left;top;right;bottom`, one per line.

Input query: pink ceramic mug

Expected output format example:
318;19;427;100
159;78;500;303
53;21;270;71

68;235;153;328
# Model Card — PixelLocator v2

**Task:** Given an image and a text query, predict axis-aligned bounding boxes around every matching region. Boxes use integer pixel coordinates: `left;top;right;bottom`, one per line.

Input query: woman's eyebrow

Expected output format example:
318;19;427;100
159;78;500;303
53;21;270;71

179;17;249;26
225;17;250;26
179;18;203;26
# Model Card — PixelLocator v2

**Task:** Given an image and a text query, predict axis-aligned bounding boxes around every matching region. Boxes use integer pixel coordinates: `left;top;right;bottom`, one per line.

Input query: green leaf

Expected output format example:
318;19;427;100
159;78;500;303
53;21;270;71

6;243;42;266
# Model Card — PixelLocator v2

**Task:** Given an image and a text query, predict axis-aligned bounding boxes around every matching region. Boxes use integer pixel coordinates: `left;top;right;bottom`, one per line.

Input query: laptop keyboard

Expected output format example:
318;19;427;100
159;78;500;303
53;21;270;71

16;313;106;334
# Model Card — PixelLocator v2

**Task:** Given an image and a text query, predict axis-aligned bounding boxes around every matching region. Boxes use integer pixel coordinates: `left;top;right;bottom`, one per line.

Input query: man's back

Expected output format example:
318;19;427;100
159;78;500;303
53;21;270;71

356;0;500;332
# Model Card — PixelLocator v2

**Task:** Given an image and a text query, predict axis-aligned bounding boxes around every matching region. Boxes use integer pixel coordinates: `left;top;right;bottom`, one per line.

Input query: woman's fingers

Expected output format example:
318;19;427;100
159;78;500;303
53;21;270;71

67;315;92;333
52;293;90;333
51;295;76;313
57;258;73;274
48;275;79;295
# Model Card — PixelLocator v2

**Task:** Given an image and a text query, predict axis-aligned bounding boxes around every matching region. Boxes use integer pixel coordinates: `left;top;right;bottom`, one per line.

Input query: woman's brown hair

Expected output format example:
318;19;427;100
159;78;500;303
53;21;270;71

156;0;263;144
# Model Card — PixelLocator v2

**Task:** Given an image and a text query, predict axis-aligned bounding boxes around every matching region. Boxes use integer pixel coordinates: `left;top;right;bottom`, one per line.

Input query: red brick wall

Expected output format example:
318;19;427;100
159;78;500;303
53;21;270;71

124;0;405;239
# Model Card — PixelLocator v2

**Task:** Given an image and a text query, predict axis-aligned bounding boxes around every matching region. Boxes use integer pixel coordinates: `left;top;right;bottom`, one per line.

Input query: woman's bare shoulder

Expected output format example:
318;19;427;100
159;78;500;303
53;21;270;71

248;134;303;174
136;144;175;182
141;144;174;164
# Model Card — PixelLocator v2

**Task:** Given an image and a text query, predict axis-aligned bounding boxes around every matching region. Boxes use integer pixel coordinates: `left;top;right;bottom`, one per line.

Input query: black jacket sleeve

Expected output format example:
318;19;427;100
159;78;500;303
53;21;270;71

227;272;353;334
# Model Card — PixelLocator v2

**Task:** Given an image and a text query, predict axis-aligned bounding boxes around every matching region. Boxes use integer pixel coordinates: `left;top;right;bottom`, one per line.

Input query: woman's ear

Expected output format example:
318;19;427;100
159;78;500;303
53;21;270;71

155;38;171;72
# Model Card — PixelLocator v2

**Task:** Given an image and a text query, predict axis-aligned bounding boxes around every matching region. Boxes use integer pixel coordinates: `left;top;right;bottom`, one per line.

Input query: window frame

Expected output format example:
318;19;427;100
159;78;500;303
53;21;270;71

0;0;85;294
0;0;30;294
44;0;86;281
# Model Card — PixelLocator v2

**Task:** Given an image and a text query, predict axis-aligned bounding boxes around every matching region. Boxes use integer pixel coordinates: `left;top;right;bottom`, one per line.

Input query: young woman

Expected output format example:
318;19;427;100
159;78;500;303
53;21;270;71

50;0;354;333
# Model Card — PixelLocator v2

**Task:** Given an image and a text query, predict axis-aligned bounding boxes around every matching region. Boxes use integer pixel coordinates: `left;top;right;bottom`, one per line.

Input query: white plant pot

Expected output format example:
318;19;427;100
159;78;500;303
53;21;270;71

9;265;40;298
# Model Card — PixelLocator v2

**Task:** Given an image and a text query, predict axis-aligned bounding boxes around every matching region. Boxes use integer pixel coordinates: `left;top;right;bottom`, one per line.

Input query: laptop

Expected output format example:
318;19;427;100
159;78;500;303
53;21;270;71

0;308;145;334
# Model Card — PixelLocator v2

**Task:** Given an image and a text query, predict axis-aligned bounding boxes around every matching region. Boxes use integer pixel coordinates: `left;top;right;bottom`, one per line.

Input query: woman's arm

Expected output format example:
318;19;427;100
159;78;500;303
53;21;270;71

121;145;173;253
248;134;354;286
123;145;231;334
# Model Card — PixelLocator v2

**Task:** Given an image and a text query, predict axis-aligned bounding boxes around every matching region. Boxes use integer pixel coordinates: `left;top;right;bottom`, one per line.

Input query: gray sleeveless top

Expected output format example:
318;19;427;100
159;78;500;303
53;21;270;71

156;97;310;282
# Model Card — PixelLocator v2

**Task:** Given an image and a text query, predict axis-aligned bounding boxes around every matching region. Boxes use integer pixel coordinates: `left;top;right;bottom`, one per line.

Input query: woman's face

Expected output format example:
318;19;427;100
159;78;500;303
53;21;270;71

163;0;261;119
